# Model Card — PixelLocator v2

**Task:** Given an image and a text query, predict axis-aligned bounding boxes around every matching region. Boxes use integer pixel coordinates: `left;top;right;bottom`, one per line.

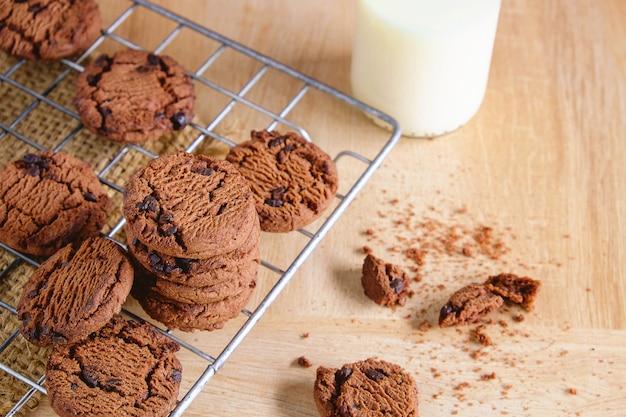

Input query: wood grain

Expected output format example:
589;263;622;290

30;0;626;416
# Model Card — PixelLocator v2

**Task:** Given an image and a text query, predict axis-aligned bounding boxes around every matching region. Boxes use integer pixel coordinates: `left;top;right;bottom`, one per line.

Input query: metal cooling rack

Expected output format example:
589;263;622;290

0;1;401;416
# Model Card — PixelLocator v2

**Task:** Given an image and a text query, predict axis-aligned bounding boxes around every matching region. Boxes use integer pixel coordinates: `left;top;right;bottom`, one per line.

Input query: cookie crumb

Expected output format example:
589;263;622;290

481;372;497;381
418;320;431;331
471;325;493;346
567;387;577;395
455;381;470;390
297;356;312;368
301;332;310;339
404;247;426;266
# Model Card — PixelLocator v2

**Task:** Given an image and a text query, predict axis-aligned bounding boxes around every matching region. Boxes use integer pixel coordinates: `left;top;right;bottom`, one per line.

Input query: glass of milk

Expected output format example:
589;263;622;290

351;0;502;138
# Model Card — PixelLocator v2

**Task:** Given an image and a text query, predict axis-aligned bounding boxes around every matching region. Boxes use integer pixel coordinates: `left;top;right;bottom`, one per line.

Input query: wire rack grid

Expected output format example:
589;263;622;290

0;1;400;416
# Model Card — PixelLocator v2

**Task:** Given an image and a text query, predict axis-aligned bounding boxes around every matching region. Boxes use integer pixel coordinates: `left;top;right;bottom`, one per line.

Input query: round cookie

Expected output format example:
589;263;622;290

134;283;255;332
74;49;195;144
17;237;133;346
125;220;260;287
136;265;258;304
123;151;258;259
0;0;101;61
314;358;419;417
0;151;111;257
225;130;339;232
46;315;182;417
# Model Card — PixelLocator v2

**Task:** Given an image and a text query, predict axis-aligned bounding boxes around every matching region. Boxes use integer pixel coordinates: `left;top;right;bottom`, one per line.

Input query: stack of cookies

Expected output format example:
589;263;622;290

123;151;260;331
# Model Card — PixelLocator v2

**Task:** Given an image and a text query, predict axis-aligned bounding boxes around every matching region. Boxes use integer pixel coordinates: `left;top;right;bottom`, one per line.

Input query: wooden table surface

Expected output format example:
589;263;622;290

30;0;626;416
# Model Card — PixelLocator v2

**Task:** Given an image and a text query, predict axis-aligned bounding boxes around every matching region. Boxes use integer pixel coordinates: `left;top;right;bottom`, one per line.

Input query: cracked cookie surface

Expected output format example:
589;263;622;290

74;49;195;144
0;0;101;60
46;315;182;417
226;130;339;232
314;358;419;417
0;151;111;257
123;151;258;258
17;236;133;346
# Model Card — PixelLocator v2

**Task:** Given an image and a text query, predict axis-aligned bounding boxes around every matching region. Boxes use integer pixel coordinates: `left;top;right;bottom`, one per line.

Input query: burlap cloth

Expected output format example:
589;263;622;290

0;52;225;416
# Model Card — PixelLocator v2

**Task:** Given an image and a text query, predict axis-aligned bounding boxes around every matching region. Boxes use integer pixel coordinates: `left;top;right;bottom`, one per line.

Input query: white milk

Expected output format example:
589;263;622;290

351;0;501;137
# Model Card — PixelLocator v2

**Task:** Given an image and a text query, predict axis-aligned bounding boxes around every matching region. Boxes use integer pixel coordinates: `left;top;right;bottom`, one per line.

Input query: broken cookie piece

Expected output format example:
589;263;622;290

438;283;503;327
484;273;541;311
313;358;419;417
361;253;412;308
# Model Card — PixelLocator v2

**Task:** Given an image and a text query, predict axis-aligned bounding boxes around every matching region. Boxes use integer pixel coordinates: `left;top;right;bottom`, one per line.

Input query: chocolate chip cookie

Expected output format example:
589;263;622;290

314;358;419;417
46;315;182;417
225;130;339;232
74;49;195;144
0;151;111;257
17;237;133;346
125;218;260;287
140;268;257;304
134;282;255;332
0;0;101;61
123;151;258;259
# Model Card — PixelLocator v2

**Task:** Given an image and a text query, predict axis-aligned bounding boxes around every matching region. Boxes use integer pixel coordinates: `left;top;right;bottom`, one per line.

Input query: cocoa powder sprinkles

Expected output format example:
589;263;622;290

356;194;554;413
360;197;544;340
363;201;518;299
398;216;512;266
